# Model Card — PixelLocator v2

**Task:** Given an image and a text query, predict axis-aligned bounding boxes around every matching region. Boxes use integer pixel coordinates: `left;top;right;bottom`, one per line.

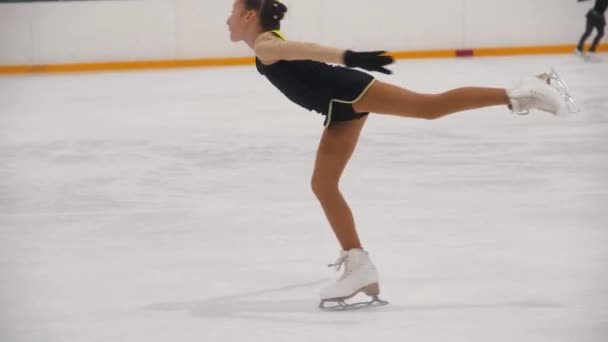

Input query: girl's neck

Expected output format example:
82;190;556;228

244;27;264;49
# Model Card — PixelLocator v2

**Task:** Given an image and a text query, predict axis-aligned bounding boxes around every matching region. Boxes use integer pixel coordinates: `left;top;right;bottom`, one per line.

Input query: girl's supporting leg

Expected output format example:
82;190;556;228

311;116;367;251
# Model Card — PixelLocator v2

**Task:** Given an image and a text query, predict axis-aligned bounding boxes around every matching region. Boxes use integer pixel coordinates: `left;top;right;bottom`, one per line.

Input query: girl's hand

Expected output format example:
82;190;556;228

344;50;394;75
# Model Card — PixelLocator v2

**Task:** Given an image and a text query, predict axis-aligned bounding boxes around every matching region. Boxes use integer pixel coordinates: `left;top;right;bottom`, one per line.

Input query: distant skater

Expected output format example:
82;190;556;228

575;0;607;60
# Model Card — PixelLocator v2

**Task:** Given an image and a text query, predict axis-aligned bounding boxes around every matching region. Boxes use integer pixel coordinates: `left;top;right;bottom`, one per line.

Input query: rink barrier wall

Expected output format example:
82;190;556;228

0;44;605;75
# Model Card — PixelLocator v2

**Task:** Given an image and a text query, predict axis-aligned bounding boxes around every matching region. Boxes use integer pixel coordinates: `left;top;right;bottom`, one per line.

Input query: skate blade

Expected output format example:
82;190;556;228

548;68;580;114
319;283;388;311
319;296;389;312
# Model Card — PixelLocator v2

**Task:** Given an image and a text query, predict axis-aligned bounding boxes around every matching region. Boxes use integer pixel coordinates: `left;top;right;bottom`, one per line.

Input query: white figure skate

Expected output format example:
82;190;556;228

536;68;580;114
574;49;602;63
574;48;587;60
319;249;388;311
584;52;602;63
508;68;579;116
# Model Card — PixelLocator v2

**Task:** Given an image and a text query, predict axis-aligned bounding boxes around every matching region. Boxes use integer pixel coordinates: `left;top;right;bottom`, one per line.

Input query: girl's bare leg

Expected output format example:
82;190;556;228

311;116;367;250
353;81;510;119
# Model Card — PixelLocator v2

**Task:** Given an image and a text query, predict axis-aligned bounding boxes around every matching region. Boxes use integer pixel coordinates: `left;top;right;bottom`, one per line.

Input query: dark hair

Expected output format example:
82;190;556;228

243;0;288;31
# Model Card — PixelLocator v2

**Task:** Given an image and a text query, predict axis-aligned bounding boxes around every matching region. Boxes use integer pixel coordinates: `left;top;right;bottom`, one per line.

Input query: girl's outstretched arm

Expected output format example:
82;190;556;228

254;32;343;65
254;32;393;74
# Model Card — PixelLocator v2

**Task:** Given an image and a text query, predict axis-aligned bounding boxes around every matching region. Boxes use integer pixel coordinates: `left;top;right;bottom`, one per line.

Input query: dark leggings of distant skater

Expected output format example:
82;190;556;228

576;0;607;56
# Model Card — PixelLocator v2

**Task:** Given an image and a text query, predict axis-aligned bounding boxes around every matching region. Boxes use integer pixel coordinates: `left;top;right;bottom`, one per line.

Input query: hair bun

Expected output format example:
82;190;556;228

272;1;288;21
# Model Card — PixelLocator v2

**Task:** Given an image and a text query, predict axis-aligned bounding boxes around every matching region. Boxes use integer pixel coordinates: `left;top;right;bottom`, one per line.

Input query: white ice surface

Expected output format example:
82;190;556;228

0;54;607;342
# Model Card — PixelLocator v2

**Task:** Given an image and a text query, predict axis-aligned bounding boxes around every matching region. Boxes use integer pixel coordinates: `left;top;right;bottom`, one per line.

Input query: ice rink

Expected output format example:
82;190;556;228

1;54;607;341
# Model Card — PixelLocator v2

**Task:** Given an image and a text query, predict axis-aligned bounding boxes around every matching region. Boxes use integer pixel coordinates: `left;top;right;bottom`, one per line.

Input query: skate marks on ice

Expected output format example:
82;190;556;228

146;278;562;324
145;279;410;325
580;95;608;118
146;279;360;325
386;300;562;312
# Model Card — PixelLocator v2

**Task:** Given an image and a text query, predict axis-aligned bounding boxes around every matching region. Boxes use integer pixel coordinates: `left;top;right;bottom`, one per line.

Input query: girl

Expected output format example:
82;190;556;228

576;0;607;61
226;0;571;310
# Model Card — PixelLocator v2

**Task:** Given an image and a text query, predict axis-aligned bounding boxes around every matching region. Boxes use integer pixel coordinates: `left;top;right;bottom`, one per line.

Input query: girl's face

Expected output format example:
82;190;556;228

226;0;258;42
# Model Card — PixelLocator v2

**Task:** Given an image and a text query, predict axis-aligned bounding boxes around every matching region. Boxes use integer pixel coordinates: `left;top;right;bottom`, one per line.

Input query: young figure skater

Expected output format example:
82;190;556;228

576;0;607;60
226;0;573;310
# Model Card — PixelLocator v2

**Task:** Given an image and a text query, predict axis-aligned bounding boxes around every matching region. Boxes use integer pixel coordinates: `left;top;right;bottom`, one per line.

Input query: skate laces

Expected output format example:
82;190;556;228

328;256;347;272
327;256;356;280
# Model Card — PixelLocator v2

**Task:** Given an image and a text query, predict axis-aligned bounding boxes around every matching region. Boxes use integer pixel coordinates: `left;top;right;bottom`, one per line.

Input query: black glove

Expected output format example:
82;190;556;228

344;50;394;75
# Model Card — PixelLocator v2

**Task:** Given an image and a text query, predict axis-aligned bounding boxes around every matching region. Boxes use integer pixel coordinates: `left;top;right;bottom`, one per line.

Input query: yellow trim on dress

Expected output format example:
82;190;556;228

267;29;373;129
324;79;376;128
270;30;287;41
